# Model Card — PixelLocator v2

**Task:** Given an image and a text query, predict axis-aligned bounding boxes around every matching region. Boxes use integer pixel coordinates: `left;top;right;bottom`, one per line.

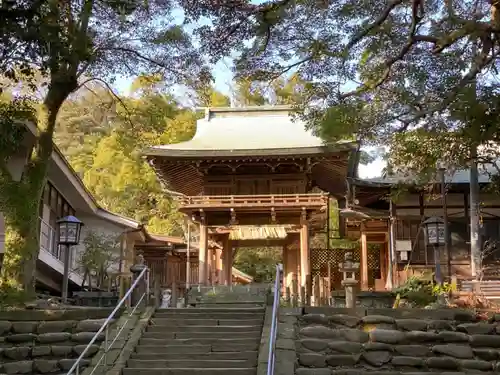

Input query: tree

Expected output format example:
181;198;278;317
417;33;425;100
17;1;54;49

233;247;281;283
0;1;209;299
196;85;231;107
54;78;200;236
233;78;267;106
78;230;120;290
55;85;116;175
183;0;500;175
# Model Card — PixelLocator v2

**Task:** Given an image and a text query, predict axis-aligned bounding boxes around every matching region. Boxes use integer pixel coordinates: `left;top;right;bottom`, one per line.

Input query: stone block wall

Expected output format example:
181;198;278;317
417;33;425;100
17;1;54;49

0;308;118;375
330;292;394;309
276;307;500;375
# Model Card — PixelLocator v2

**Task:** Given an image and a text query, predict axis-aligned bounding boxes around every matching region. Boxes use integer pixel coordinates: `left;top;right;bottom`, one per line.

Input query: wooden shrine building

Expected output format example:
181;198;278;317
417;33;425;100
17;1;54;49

350;167;500;287
145;106;358;291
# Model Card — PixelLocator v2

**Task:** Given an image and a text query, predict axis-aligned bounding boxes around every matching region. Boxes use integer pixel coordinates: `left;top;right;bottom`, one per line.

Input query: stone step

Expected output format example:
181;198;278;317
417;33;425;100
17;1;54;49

193;303;264;308
149;319;264;327
123;368;255;375
153;309;264;321
188;285;269;295
127;359;257;369
131;351;258;361
191;299;265;302
155;307;264;314
153;313;264;320
147;325;263;333
142;331;261;339
135;343;260;354
139;337;260;346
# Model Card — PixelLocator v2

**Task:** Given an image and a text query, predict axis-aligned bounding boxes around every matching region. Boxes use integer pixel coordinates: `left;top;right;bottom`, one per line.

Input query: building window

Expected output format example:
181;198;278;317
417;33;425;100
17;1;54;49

40;182;75;261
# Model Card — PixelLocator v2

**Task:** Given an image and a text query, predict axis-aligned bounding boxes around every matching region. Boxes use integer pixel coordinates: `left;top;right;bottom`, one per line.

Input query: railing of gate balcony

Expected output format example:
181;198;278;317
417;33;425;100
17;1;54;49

65;267;150;375
267;263;282;375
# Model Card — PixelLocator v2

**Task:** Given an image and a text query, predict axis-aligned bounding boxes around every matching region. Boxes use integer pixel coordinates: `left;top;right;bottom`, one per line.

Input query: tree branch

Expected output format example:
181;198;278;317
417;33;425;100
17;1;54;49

346;0;404;50
77;77;135;129
342;0;427;98
107;47;186;77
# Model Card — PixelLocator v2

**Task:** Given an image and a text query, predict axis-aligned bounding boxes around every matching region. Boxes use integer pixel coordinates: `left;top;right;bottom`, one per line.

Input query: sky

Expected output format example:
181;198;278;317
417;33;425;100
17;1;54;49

112;53;386;180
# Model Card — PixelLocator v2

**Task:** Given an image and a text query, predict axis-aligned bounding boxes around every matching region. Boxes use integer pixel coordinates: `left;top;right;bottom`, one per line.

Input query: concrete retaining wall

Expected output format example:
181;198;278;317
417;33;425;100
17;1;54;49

276;307;500;374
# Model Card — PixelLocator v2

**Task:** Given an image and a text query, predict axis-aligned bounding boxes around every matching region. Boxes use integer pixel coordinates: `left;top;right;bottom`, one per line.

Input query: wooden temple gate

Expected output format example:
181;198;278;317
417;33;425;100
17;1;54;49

143;106;371;296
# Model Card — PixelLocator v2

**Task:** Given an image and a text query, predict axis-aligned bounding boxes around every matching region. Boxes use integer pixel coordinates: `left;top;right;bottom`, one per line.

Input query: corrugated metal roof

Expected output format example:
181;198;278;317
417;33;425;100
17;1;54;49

146;107;354;156
363;162;499;185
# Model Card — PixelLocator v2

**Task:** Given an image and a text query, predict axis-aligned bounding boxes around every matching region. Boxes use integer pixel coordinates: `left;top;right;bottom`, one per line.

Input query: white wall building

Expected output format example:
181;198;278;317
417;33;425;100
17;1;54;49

0;123;140;293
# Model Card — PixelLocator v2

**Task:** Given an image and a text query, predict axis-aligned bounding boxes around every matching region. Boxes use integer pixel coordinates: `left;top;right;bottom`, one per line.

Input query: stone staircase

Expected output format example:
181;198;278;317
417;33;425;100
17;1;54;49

187;285;271;307
461;280;500;299
122;286;269;375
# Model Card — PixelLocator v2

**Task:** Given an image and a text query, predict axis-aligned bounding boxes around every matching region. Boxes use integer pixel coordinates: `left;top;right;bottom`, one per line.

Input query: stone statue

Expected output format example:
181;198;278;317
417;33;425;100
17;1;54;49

136;253;145;265
160;288;172;309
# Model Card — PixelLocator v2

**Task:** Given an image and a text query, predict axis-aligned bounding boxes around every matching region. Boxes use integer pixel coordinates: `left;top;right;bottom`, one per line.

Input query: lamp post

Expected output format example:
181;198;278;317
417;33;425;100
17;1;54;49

423;216;445;284
56;215;84;304
437;161;451;280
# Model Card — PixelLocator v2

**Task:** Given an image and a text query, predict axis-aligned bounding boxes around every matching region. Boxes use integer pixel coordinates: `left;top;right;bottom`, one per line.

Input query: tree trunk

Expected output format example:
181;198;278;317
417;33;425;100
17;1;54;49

0;205;39;302
0;80;75;302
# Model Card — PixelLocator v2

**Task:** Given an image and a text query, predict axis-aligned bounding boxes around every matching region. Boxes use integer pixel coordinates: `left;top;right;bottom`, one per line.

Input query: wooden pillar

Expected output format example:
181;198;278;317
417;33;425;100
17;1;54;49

282;245;288;294
285;245;298;289
222;235;232;286
299;218;310;288
207;247;213;285
380;239;387;289
227;245;233;286
360;222;369;290
198;222;208;285
215;247;222;285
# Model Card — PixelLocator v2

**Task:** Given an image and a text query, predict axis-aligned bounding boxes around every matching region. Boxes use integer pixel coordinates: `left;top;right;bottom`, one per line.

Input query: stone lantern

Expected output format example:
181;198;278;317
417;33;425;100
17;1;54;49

338;252;360;308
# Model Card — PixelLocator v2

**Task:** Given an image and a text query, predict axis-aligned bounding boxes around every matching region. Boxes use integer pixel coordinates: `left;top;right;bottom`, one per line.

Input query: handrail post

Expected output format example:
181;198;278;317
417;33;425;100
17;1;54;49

65;266;149;375
130;257;147;307
267;263;282;375
104;325;109;366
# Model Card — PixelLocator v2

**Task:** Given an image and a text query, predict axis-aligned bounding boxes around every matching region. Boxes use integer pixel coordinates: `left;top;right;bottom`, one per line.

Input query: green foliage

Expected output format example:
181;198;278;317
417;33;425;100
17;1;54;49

55;82;204;235
78;231;120;288
0;0;210;299
393;273;454;307
393;275;436;307
195;85;231;107
0;98;35;163
329;198;339;240
234;247;282;283
233;79;267;106
184;0;500;178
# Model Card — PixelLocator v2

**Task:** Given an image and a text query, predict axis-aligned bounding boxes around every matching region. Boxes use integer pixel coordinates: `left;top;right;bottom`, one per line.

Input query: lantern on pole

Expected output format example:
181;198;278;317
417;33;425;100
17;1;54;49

423;216;445;284
57;216;84;303
57;216;83;246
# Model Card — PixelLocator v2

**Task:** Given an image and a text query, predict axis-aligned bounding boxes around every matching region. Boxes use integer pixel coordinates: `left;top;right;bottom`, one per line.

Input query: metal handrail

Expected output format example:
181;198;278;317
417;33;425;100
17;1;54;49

267;263;282;375
66;266;150;375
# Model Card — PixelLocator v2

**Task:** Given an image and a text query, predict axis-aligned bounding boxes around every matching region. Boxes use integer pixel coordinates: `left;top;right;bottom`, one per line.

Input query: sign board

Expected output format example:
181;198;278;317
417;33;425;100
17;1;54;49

396;240;412;252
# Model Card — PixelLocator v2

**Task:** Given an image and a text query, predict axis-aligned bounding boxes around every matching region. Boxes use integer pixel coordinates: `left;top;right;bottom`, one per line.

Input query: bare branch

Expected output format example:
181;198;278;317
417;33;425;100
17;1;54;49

77;77;135;129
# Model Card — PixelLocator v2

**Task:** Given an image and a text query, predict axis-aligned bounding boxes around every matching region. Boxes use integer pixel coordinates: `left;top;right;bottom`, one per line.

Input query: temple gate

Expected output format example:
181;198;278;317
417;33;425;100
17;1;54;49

145;106;370;296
